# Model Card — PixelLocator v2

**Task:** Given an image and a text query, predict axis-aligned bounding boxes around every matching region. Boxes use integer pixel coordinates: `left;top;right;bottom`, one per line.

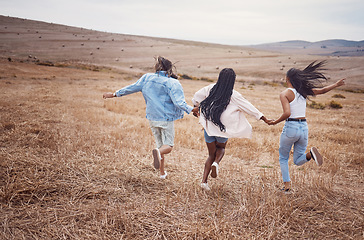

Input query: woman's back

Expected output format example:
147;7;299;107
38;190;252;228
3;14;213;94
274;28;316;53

287;88;306;118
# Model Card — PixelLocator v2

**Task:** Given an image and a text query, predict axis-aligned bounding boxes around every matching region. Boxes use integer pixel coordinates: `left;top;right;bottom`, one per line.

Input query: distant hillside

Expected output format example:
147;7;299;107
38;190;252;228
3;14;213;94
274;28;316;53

251;39;364;56
1;15;364;88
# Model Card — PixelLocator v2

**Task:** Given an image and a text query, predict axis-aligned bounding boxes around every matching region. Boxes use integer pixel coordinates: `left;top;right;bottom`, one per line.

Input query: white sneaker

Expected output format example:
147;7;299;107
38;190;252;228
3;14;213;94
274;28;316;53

201;182;210;191
211;162;219;178
310;147;323;166
160;171;167;179
152;148;161;169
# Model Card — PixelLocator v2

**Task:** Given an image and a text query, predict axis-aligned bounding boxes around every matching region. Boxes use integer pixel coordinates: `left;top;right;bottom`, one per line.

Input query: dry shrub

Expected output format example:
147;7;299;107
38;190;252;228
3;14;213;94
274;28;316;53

308;100;326;109
328;100;343;109
332;93;346;98
263;81;279;87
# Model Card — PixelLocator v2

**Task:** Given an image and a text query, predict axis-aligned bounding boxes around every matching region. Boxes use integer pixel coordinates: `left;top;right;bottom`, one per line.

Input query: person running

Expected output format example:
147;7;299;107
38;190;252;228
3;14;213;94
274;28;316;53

103;56;198;179
268;61;345;193
192;68;271;190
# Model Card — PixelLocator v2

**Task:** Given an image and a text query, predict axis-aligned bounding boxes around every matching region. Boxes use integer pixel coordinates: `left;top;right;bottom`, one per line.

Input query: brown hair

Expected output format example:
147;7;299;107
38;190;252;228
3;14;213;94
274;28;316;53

154;56;178;79
287;61;327;99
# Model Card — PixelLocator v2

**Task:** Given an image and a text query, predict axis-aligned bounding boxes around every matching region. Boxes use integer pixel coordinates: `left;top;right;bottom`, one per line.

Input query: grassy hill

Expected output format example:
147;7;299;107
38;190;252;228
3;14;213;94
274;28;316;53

0;15;363;239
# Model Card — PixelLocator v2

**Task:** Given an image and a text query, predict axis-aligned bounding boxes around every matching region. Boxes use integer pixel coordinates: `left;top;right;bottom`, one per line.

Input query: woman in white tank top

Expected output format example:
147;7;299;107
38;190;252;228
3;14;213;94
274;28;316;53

269;61;345;193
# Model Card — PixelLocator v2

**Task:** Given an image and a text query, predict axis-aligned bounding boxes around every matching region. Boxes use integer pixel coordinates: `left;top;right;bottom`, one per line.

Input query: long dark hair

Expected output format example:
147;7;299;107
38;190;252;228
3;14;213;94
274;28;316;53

200;68;236;132
287;61;327;99
154;56;178;79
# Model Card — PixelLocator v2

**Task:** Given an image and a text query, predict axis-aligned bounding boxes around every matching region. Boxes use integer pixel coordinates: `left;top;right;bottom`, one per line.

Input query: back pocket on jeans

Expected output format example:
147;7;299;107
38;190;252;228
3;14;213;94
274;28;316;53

285;126;298;138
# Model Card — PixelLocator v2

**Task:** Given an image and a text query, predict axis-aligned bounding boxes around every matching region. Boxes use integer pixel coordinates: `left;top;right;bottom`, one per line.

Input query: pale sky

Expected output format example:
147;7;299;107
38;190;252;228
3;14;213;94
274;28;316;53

1;0;363;45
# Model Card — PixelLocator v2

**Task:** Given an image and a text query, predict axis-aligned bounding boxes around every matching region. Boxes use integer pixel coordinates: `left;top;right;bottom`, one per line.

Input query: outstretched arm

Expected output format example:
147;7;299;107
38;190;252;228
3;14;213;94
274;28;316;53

313;78;346;95
103;74;147;99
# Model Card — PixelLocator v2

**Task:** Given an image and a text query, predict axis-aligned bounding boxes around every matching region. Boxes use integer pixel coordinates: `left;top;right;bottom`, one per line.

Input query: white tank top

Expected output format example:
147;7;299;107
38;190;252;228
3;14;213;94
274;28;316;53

288;88;306;118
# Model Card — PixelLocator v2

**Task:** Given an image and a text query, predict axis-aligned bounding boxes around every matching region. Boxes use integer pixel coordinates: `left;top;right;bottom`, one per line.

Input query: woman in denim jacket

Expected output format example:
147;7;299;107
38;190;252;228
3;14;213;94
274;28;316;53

269;61;345;193
103;56;198;179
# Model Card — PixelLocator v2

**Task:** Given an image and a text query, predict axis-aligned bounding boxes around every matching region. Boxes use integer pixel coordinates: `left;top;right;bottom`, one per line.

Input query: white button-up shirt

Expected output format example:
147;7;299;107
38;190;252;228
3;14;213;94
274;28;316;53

192;84;263;139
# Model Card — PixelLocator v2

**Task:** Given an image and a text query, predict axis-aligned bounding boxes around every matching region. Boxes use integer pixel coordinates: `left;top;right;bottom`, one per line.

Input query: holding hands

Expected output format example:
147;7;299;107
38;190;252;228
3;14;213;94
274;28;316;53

192;106;200;117
260;116;274;125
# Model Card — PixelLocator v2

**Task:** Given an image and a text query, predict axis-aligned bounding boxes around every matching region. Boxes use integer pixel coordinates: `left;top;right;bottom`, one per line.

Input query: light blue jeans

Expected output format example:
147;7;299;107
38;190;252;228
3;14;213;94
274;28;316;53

279;121;309;182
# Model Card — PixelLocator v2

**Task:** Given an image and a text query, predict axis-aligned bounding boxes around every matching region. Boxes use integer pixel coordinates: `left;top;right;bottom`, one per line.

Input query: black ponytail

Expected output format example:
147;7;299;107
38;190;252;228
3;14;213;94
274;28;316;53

287;61;327;99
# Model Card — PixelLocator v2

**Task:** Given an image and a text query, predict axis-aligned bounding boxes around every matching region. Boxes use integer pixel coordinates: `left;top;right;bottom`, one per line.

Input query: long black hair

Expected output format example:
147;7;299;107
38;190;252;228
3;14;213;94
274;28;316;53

200;68;236;132
154;56;178;79
287;61;327;99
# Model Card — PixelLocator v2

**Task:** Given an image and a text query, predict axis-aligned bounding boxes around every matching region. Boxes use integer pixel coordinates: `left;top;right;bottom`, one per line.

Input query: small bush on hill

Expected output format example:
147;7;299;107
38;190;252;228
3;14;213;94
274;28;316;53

263;81;279;87
332;94;346;99
344;89;364;93
179;74;192;80
329;100;343;109
308;101;326;109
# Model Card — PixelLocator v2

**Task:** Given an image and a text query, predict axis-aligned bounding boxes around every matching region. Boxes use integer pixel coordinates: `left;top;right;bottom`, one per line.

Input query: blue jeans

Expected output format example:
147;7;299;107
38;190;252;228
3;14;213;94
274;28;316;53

279;121;309;182
204;130;228;143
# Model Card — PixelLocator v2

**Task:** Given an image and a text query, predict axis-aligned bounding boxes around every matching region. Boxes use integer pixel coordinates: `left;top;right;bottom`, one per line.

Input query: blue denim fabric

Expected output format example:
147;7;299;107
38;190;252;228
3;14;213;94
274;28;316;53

115;71;193;121
204;130;228;143
279;121;309;182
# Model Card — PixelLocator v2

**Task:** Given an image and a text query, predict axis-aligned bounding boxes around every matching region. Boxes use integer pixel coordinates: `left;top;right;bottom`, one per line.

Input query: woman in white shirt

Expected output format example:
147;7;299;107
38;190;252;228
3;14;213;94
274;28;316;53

269;61;345;193
193;68;270;191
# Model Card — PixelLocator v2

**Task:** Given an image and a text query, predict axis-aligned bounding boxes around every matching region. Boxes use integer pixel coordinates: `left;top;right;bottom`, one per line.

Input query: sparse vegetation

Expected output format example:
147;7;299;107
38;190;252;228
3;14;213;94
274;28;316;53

332;93;346;98
328;100;343;109
263;81;279;87
344;88;364;94
179;73;193;79
307;100;326;109
199;77;214;82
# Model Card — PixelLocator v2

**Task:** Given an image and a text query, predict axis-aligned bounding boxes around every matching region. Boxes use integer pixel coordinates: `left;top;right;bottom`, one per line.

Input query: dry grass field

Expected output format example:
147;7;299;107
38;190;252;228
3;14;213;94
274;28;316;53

1;16;363;239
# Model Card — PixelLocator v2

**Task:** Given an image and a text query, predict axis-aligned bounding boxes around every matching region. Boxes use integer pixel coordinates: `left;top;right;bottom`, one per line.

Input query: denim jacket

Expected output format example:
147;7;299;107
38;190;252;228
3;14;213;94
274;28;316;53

115;71;193;121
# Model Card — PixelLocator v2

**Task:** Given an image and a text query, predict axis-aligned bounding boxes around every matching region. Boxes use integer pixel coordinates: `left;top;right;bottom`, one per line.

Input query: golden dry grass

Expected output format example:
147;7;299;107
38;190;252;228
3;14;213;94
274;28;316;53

1;15;364;239
1;58;363;239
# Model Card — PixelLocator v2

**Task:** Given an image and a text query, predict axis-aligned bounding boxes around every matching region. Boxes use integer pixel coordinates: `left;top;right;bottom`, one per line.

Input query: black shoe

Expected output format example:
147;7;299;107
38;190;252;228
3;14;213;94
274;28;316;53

310;147;323;166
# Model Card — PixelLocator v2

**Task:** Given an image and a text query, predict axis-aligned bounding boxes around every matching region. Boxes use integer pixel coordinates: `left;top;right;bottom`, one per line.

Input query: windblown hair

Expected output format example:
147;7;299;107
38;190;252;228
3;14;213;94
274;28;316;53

287;61;327;99
154;56;178;79
200;68;236;132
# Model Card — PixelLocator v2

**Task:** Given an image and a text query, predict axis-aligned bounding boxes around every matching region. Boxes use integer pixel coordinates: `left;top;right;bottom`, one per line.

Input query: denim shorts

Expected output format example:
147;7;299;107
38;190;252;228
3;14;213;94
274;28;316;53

204;130;228;143
149;120;174;148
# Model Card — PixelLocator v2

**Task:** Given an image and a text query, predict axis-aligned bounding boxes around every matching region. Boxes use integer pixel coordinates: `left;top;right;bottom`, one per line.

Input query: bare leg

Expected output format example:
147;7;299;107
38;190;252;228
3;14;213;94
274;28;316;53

202;141;227;183
159;145;172;175
202;142;216;183
214;141;226;164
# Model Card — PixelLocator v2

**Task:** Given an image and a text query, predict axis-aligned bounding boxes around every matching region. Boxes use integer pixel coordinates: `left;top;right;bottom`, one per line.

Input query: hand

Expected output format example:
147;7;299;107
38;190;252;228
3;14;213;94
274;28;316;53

260;116;273;125
263;118;275;125
268;120;276;125
103;92;114;99
336;78;346;87
192;106;200;117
